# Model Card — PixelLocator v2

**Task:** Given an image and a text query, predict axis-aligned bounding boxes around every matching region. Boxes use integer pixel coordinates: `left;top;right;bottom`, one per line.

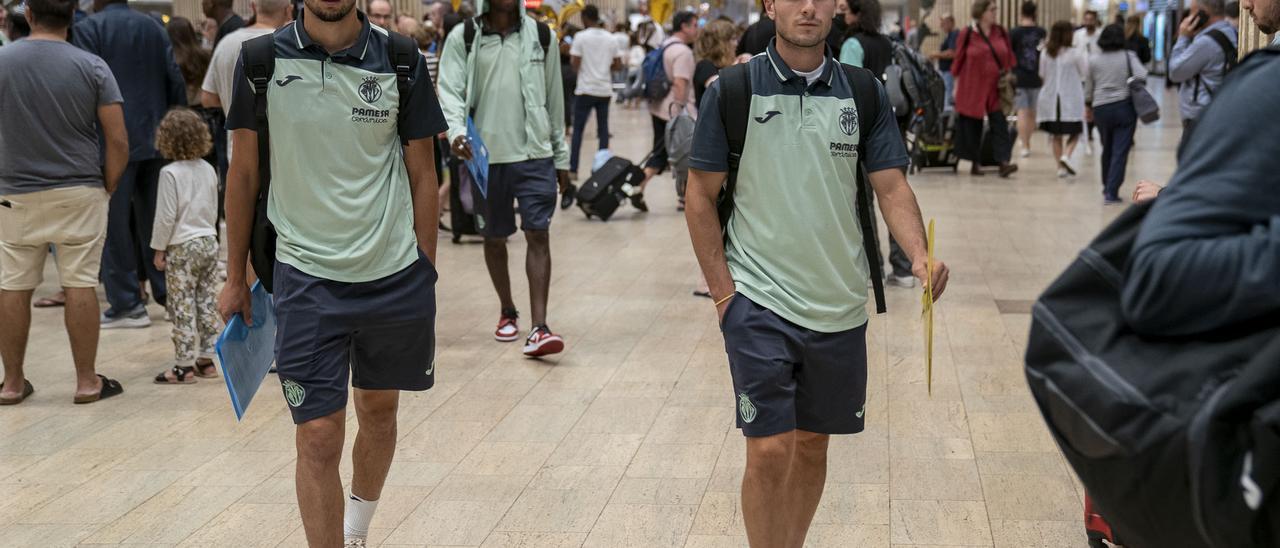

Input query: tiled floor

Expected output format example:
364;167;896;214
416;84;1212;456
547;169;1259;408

0;86;1184;546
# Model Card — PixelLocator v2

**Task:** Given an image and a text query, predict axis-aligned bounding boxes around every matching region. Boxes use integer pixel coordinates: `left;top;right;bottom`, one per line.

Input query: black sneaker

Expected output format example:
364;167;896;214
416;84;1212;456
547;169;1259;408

560;182;577;210
630;192;649;212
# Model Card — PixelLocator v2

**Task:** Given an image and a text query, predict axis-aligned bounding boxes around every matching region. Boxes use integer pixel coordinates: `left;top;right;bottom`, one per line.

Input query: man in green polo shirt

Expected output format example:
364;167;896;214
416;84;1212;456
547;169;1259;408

685;0;950;543
218;0;446;544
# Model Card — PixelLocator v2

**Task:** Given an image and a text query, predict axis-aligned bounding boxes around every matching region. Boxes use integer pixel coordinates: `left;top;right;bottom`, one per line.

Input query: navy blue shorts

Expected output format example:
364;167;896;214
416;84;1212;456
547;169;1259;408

273;252;437;424
720;293;869;437
481;158;557;238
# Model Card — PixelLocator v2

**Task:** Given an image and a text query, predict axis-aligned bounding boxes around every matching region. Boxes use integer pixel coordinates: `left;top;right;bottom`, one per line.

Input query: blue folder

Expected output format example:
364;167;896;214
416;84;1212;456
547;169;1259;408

215;281;277;421
464;116;489;198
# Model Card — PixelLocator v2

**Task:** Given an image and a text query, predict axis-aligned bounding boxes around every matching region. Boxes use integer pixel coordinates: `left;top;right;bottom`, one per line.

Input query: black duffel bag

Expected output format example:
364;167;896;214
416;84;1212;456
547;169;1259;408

1024;201;1280;547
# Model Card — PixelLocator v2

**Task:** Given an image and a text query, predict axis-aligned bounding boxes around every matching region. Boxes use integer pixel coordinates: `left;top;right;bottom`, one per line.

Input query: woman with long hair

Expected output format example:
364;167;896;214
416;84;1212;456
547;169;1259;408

167;17;211;106
1124;14;1152;64
693;19;738;106
952;0;1018;177
1037;20;1088;178
1088;23;1147;204
839;0;892;76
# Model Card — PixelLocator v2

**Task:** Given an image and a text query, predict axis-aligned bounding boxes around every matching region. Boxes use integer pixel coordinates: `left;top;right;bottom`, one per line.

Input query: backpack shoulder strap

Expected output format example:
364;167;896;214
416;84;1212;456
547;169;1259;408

464;17;477;54
536;20;551;56
715;63;751;244
841;62;888;314
385;30;417;116
242;33;275;194
1205;29;1238;70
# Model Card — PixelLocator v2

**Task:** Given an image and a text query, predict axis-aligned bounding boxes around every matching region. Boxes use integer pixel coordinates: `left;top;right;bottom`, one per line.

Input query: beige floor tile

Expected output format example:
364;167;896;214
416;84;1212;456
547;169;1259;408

0;523;100;547
683;534;749;548
429;474;532;504
546;432;644;466
689;491;744;536
177;502;298;546
385;499;514;546
494;487;613;533
485;403;588;443
582;503;697;548
480;531;590;547
813;483;891;526
889;500;993;545
570;396;666;435
3;447;131;485
0;482;76;525
806;524;891;547
175;450;293;486
890;458;984;501
967;412;1057;453
989;519;1087;547
397;419;493;464
645;406;732;446
454;441;557;477
980;473;1081;522
83;484;251;544
610;478;708;506
625;443;720;479
19;469;182;524
890;437;976;461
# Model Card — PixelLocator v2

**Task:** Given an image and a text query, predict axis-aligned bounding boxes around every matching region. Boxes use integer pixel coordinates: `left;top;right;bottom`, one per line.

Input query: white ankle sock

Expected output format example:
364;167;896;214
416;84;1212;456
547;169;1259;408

343;494;379;538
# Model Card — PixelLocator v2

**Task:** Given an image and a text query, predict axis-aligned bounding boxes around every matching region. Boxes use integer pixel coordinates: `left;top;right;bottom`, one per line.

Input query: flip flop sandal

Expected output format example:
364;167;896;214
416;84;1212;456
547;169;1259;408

0;379;34;405
193;360;219;378
74;374;124;404
154;366;197;385
33;296;65;308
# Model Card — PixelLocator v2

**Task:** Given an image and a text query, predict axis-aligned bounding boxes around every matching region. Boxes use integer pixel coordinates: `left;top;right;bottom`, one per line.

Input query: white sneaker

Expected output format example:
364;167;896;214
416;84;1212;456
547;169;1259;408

1019;147;1031;158
343;537;367;548
1058;156;1077;177
1057;167;1069;178
886;274;916;288
100;307;151;329
1084;143;1094;156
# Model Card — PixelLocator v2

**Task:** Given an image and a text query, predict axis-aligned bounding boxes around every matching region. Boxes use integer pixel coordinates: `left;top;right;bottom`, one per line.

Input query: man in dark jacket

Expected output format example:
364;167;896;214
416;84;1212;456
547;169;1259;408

74;0;186;328
1123;49;1280;335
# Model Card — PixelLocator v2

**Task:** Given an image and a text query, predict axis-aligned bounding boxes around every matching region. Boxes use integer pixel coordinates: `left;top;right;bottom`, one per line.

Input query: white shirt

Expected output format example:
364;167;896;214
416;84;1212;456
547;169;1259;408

1037;48;1089;123
151;159;219;251
612;31;630;59
794;60;827;86
202;26;274;159
1073;27;1101;57
571;27;623;97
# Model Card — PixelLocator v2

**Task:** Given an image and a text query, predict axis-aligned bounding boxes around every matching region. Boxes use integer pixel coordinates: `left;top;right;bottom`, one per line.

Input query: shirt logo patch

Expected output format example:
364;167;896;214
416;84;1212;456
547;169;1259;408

839;107;858;137
754;111;782;124
275;75;303;87
738;393;758;424
358;76;384;104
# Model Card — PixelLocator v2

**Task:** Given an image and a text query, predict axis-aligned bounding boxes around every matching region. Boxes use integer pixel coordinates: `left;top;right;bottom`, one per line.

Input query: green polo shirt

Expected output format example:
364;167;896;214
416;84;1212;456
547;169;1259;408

690;43;910;333
227;13;447;283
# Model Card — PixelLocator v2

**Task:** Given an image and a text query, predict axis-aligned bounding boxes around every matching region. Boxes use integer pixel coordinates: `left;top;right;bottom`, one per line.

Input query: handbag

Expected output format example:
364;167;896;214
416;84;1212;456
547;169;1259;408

971;24;1017;115
1126;53;1160;124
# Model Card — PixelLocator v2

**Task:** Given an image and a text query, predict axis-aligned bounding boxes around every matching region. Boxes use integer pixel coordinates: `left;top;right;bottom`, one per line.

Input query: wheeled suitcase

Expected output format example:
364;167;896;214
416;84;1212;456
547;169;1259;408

578;156;643;221
448;157;486;243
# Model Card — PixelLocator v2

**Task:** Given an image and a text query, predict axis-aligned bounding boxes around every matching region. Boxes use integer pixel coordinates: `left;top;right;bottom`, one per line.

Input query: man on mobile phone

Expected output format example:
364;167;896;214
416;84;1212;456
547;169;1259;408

1169;0;1237;155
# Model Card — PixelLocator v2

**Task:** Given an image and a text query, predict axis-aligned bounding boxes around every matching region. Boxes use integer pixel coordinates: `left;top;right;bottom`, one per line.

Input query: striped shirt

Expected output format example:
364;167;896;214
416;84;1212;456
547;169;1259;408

422;49;439;86
1087;50;1147;107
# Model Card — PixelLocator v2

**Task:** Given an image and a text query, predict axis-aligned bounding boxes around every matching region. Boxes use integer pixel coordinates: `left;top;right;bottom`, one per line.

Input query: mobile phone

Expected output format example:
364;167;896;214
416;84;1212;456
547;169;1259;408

1190;10;1209;31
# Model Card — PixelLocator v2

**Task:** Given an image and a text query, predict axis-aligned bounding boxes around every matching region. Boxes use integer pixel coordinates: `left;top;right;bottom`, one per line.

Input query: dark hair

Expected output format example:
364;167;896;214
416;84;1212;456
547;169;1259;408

581;4;598;24
1225;0;1240;16
1020;0;1037;19
26;0;76;29
1097;23;1126;51
1084;9;1099;19
672;10;697;33
7;9;31;37
168;17;211;90
851;0;882;34
1045;19;1074;56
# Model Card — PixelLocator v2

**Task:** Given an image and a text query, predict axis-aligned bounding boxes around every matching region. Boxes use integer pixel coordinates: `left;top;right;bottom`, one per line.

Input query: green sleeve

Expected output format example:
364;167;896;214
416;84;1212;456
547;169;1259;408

544;29;570;170
437;25;470;143
839;37;865;68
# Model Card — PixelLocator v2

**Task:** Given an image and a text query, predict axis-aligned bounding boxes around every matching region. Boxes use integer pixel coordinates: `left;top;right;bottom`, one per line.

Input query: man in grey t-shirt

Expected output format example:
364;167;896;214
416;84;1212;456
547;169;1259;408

0;0;129;406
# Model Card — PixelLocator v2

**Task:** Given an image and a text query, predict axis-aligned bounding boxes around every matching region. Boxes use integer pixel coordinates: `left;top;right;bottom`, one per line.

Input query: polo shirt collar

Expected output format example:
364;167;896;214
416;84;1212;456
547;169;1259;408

293;9;374;60
765;37;836;87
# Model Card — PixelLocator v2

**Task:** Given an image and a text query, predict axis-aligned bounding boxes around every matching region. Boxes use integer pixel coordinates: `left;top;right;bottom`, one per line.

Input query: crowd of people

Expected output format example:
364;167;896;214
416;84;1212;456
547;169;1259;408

2;0;1279;544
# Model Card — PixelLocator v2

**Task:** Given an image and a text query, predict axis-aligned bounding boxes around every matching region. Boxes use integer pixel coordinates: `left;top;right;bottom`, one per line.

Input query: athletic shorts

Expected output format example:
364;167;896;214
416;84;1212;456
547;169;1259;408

481;158;557;238
273;251;437;424
0;186;108;291
1015;87;1040;111
720;293;869;437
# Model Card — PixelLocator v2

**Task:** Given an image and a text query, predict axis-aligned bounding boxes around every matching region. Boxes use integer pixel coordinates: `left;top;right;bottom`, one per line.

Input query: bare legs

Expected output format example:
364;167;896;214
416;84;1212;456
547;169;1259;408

295;389;400;548
0;287;101;400
742;430;832;548
484;230;551;326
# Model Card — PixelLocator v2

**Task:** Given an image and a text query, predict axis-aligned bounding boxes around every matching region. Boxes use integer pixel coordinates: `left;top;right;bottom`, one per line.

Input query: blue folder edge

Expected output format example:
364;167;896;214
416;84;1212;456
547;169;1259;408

215;281;276;421
464;116;489;199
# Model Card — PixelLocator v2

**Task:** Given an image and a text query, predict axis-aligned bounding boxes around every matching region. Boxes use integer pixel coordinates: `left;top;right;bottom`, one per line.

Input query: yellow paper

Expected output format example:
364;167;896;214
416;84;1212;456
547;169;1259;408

650;0;674;26
921;219;935;395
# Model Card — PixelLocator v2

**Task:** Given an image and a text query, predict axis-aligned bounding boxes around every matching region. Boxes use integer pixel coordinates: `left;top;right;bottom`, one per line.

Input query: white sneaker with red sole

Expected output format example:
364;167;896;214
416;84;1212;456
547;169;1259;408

523;326;564;357
495;311;520;342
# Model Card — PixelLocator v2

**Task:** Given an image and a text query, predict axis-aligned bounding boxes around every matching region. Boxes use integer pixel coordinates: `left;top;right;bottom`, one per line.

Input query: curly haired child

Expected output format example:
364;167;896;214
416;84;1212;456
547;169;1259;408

150;108;221;384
